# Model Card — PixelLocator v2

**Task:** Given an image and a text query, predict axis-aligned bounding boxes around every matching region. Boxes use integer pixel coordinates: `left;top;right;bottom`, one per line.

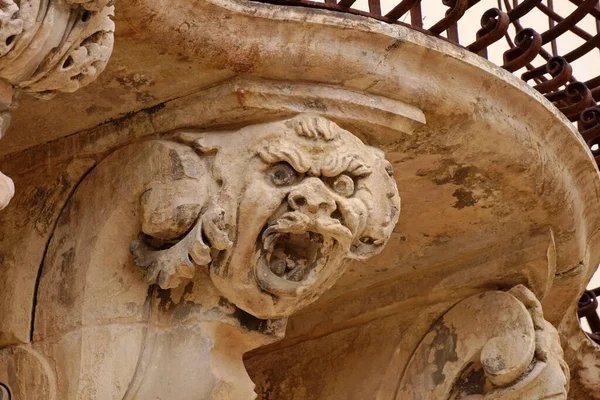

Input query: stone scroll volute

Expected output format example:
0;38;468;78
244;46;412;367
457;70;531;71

396;285;570;400
0;114;400;399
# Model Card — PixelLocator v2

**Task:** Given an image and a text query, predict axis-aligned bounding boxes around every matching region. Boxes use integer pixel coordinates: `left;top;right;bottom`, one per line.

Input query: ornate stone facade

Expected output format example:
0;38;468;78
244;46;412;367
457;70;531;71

0;1;599;399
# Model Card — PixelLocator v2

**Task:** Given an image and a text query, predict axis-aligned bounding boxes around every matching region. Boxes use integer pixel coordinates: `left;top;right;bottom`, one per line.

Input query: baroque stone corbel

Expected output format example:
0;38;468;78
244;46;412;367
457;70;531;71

132;114;401;318
396;285;570;399
0;0;115;210
0;114;400;399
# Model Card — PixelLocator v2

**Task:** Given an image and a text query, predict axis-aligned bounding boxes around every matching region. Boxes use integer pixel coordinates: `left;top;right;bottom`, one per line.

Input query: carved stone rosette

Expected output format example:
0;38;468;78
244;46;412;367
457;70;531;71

0;0;115;210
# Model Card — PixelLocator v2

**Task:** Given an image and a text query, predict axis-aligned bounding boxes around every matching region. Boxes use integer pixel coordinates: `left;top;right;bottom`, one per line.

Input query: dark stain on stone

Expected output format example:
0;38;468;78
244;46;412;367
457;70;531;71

451;362;486;397
85;104;112;115
135;91;157;103
416;159;478;186
115;75;152;90
482;354;506;374
183;280;194;296
218;296;232;308
144;103;165;115
156;286;174;312
453;188;477;209
173;300;203;322
58;199;73;227
429;321;459;386
256;376;274;400
169;149;185;180
57;247;76;307
142;285;154;318
233;307;265;332
303;98;327;113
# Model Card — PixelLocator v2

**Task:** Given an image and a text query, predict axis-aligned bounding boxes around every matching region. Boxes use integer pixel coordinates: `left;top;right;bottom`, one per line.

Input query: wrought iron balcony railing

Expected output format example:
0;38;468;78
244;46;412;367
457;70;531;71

256;0;600;164
579;287;600;344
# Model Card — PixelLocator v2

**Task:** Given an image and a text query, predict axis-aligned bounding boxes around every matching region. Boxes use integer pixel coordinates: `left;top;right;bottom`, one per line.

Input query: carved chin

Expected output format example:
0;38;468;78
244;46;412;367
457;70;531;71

255;228;341;297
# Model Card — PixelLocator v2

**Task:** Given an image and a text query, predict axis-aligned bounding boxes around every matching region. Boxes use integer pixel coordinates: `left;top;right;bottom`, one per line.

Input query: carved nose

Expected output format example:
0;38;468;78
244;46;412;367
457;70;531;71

288;179;337;214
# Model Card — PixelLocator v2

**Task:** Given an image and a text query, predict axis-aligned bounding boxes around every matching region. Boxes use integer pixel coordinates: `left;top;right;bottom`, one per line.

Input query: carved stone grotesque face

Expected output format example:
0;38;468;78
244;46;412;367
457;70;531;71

134;115;400;319
206;115;399;318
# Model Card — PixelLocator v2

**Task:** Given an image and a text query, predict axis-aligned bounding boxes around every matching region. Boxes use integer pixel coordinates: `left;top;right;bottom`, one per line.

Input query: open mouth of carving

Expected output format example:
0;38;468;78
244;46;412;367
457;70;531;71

266;231;328;281
255;212;345;297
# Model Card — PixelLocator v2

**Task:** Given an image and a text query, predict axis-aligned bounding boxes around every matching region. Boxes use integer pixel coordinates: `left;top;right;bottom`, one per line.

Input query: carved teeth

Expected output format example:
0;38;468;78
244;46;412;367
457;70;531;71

270;259;286;276
287;264;306;282
260;219;333;284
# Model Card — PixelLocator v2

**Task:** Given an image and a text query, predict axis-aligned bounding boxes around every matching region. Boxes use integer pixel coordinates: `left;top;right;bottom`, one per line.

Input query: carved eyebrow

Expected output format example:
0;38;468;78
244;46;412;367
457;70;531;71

258;144;372;177
257;145;311;173
321;154;372;177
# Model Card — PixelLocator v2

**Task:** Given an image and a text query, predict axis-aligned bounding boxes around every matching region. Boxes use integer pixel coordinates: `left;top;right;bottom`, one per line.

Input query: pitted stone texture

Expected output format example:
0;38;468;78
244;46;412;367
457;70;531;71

0;0;115;97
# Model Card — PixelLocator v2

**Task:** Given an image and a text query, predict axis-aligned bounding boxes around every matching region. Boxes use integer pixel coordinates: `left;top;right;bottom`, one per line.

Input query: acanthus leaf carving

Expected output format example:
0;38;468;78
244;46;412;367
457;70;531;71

12;3;115;97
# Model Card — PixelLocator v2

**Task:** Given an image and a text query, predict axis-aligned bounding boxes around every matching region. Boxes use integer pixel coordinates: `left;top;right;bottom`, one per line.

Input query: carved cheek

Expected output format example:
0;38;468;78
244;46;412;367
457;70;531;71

347;188;395;259
337;196;368;238
237;181;288;232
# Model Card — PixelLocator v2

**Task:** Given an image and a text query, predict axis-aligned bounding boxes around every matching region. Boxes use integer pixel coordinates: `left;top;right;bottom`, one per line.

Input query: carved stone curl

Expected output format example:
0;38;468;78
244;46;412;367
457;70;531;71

397;285;569;399
132;114;401;318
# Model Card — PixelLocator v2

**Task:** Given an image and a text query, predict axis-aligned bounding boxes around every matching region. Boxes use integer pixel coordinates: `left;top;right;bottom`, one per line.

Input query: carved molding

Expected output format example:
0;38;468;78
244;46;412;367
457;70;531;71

396;285;569;399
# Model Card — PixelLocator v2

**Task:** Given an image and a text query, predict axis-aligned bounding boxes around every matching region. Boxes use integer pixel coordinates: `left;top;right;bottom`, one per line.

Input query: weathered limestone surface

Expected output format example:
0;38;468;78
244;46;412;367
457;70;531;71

560;306;600;399
0;114;400;398
0;0;115;209
398;285;569;399
0;1;599;399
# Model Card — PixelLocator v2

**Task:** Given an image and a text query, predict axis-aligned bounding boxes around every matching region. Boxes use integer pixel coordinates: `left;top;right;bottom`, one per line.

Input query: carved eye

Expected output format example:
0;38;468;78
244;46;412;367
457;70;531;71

332;174;354;197
270;163;297;186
